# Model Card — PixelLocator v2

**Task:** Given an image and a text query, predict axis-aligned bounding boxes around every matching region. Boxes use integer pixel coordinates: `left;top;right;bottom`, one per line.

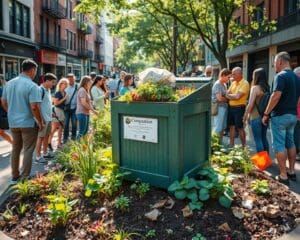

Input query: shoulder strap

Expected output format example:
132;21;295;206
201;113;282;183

69;84;78;103
41;87;46;100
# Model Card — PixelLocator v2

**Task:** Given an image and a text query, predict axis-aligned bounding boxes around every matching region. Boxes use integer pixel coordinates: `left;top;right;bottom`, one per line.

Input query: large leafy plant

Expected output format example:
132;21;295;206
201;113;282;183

168;167;235;210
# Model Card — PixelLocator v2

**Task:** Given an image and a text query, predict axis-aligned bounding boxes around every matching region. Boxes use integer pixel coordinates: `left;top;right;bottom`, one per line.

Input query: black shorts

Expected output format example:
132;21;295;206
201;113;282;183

228;106;245;129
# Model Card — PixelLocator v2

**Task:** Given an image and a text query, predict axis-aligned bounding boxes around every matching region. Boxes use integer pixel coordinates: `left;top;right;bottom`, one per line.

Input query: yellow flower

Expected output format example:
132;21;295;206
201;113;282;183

85;189;92;197
88;179;95;185
55;203;66;211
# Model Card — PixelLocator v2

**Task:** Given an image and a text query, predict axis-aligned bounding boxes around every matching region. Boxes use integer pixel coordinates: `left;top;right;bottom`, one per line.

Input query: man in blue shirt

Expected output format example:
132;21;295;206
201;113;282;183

1;59;44;183
263;52;300;185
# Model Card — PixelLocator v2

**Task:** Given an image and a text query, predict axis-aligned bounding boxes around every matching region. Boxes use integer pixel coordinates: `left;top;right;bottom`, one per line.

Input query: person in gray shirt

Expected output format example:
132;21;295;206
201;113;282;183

63;73;78;143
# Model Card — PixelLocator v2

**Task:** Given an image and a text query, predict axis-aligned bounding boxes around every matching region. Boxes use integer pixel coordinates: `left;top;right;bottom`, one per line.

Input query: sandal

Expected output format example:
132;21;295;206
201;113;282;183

274;175;289;186
287;172;297;181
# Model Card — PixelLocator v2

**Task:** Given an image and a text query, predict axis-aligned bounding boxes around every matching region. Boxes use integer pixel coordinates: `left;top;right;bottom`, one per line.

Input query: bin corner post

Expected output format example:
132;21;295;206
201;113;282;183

207;104;212;165
168;104;181;186
111;101;121;165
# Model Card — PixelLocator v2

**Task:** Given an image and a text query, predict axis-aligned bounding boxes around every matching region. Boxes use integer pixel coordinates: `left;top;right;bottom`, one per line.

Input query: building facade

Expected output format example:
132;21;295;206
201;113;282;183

0;0;113;82
227;0;300;83
0;0;36;81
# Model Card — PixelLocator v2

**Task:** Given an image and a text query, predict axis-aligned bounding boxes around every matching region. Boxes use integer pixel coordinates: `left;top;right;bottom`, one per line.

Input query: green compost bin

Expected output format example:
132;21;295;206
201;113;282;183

111;80;212;189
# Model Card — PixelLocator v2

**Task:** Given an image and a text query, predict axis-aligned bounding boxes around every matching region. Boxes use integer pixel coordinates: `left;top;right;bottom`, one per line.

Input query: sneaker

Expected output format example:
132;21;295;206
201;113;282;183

43;152;54;159
10;176;20;185
287;172;297;181
48;143;53;152
274;175;289;186
35;156;47;164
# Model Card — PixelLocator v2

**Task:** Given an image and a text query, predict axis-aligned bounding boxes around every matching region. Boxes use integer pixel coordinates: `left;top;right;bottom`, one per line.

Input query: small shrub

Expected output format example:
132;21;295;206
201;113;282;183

131;181;150;199
114;195;130;212
251;179;270;195
12;180;32;199
112;229;141;240
44;194;78;226
145;229;156;238
192;233;206;240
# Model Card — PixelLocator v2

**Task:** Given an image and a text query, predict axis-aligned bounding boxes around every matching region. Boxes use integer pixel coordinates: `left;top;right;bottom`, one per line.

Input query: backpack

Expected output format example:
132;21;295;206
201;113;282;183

255;91;271;117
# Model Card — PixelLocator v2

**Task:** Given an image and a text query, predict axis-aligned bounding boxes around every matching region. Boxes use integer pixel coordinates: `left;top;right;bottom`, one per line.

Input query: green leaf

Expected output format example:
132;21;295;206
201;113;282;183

219;195;232;208
189;201;203;211
197;180;213;189
186;178;198;189
168;181;180;192
174;190;187;200
187;189;198;202
199;188;210;201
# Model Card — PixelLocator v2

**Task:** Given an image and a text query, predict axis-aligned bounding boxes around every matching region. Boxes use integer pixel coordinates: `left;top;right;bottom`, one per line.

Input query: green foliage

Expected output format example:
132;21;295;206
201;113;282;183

114;195;131;212
145;229;156;238
46;171;65;192
211;145;254;174
168;167;235;210
12;180;32;199
251;179;270;195
112;229;141;240
1;205;15;221
85;167;130;197
131;181;150;199
17;203;28;216
192;233;206;240
45;194;78;226
90;105;112;148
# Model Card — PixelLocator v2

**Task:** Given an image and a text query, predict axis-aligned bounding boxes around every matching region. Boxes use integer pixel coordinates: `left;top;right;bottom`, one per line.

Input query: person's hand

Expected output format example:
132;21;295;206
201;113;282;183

242;115;247;125
38;121;45;131
262;115;270;126
92;109;99;115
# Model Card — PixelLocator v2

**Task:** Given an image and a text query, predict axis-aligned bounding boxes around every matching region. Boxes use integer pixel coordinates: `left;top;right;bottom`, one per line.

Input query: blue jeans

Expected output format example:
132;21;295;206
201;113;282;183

250;117;269;153
76;113;90;139
294;120;300;151
63;109;77;142
271;114;297;153
213;105;228;134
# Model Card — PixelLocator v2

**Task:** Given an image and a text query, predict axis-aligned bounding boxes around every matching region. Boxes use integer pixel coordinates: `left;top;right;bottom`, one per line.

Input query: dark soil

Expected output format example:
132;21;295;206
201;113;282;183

0;170;299;240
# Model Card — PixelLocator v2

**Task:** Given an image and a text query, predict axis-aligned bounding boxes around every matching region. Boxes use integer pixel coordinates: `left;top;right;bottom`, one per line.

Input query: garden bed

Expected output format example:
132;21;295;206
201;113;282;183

0;169;299;240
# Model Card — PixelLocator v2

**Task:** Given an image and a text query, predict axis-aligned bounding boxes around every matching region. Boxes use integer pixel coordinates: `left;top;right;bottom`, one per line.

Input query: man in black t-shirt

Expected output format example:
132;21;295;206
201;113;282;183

263;52;300;185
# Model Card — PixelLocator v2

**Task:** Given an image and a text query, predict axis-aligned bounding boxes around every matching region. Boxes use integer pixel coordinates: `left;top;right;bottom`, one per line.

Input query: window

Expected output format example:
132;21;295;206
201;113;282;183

285;0;300;15
73;33;76;50
40;16;44;42
46;19;49;43
253;2;264;23
58;25;61;47
54;23;57;45
9;0;31;38
66;29;69;49
0;0;3;30
66;0;72;19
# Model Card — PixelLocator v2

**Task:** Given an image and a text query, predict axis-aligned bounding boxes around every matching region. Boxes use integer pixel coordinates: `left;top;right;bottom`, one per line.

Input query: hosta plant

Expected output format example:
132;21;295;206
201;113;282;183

251;179;270;195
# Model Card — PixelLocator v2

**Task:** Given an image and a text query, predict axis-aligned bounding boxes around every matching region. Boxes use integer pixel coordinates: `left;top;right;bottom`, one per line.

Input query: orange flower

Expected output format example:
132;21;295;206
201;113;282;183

72;153;79;160
37;206;45;214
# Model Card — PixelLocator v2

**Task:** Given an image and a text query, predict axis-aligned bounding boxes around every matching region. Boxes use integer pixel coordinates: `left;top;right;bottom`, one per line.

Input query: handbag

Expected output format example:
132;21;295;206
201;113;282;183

211;102;218;116
0;115;9;130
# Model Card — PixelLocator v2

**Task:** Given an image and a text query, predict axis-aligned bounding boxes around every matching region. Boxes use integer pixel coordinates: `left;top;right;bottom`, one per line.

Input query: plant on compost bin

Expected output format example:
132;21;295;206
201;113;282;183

192;233;206;240
114;195;131;212
168;167;235;210
119;81;195;102
44;194;78;226
131;180;150;199
251;179;270;195
211;145;254;174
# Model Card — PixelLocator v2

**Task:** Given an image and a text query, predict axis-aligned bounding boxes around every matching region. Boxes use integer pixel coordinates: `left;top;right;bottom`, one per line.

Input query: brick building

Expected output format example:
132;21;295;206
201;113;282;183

0;0;110;82
227;0;300;83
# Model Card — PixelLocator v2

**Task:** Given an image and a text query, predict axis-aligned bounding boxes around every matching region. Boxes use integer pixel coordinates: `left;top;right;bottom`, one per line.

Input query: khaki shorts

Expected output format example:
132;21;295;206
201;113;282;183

38;121;52;138
52;107;65;123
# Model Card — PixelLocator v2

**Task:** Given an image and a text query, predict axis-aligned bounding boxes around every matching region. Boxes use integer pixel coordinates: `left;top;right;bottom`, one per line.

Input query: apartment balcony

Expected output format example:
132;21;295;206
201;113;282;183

78;48;93;58
42;0;67;19
245;8;300;44
95;35;104;44
95;54;104;62
77;21;93;35
39;34;67;52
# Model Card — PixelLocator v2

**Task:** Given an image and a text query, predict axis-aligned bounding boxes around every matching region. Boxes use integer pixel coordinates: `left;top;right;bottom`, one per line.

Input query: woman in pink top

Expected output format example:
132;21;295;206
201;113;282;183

76;76;97;138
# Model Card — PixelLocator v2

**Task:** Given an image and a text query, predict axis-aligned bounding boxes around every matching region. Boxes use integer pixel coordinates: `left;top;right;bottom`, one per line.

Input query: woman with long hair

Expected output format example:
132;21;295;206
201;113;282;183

76;76;97;138
243;68;270;152
90;75;110;111
211;68;231;143
48;78;68;150
0;77;13;144
119;74;133;96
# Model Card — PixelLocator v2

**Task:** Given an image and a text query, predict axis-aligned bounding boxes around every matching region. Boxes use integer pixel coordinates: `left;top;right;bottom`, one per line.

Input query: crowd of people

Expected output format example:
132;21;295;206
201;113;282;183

0;59;134;184
212;51;300;185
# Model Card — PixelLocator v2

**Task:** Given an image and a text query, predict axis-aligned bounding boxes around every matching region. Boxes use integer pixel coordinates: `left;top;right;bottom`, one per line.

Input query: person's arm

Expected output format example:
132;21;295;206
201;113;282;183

226;91;245;100
91;87;105;101
1;98;8;112
30;102;44;129
262;91;282;125
243;87;258;123
53;93;67;106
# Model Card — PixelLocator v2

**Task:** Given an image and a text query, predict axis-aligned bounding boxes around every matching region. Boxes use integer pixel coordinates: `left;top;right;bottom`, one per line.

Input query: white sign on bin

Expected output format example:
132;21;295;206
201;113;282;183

123;116;158;143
